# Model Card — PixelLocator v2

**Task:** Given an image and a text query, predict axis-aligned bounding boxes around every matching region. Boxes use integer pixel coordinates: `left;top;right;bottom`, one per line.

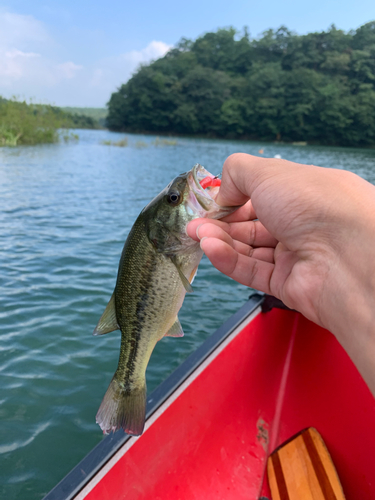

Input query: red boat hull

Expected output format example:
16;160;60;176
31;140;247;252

45;297;375;499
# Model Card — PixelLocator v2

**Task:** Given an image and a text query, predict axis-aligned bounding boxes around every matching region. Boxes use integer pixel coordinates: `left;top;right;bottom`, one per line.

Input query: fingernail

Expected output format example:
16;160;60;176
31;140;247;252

199;236;207;248
196;224;203;240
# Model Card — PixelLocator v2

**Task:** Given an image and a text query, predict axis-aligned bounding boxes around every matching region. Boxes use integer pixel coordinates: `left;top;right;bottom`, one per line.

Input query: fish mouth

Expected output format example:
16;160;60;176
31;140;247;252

189;163;219;204
187;163;241;219
191;163;216;194
185;163;225;216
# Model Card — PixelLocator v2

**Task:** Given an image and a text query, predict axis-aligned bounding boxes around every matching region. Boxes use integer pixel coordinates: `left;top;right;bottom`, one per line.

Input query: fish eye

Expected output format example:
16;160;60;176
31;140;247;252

167;192;181;205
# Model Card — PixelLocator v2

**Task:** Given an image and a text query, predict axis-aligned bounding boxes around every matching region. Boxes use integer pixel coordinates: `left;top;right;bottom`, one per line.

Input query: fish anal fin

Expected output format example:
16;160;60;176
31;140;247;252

165;316;184;338
93;292;120;336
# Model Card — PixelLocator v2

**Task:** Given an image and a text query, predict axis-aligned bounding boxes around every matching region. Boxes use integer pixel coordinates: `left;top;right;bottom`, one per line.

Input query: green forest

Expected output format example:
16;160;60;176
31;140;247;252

107;22;375;147
61;107;107;128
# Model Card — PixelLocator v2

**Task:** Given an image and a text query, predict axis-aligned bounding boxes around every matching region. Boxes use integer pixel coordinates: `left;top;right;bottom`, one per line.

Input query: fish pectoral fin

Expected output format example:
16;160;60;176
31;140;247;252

189;265;198;285
165;316;185;338
171;257;193;293
93;292;120;336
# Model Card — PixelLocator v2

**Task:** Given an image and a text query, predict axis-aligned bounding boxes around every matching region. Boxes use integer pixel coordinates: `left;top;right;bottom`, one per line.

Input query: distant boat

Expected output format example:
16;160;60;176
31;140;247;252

43;294;375;500
274;154;282;159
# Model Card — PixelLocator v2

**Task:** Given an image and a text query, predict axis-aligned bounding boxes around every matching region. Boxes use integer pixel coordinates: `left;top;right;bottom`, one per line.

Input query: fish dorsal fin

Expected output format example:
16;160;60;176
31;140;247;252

171;256;193;293
93;293;120;336
165;317;184;338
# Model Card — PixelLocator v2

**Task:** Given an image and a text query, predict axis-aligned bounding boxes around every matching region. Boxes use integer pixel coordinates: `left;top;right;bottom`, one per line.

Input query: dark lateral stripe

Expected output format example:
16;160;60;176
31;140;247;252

271;451;290;500
302;430;338;500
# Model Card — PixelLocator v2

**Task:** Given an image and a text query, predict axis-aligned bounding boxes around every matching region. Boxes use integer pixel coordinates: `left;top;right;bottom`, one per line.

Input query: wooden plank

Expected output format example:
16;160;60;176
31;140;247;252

267;428;346;500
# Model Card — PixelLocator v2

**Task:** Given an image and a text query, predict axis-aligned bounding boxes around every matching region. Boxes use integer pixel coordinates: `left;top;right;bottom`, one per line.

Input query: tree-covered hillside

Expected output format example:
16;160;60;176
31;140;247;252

107;22;375;146
61;107;107;127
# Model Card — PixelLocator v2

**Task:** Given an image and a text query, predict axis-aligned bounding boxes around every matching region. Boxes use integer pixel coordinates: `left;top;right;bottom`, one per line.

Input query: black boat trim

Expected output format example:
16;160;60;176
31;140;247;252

43;292;265;500
261;295;293;313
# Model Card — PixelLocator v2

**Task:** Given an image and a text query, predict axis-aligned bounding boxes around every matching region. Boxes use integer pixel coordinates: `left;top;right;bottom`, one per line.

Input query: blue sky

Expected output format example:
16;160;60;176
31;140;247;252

0;0;374;107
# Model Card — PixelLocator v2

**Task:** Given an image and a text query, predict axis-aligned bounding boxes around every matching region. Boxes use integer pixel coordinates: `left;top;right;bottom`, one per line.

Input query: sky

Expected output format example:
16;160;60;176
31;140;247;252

0;0;374;108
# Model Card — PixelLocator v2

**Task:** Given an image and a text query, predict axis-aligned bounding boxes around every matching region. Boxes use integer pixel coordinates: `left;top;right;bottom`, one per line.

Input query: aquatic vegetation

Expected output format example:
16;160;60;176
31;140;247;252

101;137;128;147
153;137;178;146
61;131;80;143
135;140;148;148
0;126;23;146
101;137;176;149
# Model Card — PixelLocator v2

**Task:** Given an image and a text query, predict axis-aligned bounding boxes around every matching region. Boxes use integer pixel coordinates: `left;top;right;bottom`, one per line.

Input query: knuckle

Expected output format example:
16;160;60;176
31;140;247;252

247;259;259;286
247;222;256;245
223;153;247;175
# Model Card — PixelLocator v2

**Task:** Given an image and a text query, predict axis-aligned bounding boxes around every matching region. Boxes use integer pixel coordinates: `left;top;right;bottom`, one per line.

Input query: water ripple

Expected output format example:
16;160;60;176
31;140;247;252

1;129;374;500
0;422;51;455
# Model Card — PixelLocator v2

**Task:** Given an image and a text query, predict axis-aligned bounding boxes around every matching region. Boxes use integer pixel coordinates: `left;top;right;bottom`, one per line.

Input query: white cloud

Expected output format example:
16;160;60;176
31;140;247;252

87;41;172;89
87;40;172;100
0;10;48;48
122;40;171;65
62;40;171;105
0;10;172;107
0;10;74;87
0;49;40;79
56;62;83;79
5;49;41;59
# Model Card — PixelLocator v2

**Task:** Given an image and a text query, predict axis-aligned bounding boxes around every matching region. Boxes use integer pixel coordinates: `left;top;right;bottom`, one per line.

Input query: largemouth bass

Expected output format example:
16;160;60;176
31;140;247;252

94;164;238;435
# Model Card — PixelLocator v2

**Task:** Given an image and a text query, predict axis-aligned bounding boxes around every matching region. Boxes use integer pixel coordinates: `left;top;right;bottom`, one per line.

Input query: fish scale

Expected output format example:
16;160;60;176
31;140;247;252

115;212;198;390
93;164;240;435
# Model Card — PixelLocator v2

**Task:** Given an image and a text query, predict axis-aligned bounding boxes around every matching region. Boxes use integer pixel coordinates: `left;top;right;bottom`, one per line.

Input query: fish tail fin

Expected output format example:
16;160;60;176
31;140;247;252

96;376;146;436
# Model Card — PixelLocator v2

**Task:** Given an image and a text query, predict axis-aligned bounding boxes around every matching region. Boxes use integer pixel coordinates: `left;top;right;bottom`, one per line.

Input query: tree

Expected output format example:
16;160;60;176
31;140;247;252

106;23;375;146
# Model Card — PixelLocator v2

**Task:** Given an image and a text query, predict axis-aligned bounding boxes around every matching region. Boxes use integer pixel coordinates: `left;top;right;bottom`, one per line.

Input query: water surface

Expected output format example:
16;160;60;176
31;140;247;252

1;130;374;499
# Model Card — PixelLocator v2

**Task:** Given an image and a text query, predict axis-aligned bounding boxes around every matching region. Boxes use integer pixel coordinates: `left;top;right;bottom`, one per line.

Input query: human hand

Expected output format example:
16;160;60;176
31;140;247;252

187;153;375;394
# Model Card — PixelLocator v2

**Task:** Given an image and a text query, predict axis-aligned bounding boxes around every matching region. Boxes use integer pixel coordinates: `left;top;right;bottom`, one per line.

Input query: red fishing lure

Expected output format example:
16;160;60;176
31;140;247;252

199;176;221;189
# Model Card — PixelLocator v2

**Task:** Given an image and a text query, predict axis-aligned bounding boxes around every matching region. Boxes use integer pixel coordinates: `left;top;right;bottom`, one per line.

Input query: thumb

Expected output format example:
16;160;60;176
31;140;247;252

215;153;291;208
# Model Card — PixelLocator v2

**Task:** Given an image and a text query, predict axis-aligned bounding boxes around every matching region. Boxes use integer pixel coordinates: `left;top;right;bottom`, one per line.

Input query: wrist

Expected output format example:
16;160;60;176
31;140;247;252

321;220;375;395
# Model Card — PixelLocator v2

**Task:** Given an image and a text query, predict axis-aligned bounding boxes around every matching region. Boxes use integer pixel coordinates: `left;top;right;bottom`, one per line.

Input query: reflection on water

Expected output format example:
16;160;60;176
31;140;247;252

0;129;374;499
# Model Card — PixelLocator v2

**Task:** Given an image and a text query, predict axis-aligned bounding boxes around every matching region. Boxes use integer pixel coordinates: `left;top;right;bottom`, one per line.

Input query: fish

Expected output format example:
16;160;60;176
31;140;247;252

94;163;239;436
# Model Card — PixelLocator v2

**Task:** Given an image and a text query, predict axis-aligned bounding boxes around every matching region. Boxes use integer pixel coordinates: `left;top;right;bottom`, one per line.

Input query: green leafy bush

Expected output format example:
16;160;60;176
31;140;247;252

0;99;60;146
0;98;99;146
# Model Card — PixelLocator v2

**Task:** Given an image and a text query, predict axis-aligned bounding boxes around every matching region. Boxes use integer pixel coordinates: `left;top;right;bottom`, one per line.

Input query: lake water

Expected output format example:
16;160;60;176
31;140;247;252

1;129;375;499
